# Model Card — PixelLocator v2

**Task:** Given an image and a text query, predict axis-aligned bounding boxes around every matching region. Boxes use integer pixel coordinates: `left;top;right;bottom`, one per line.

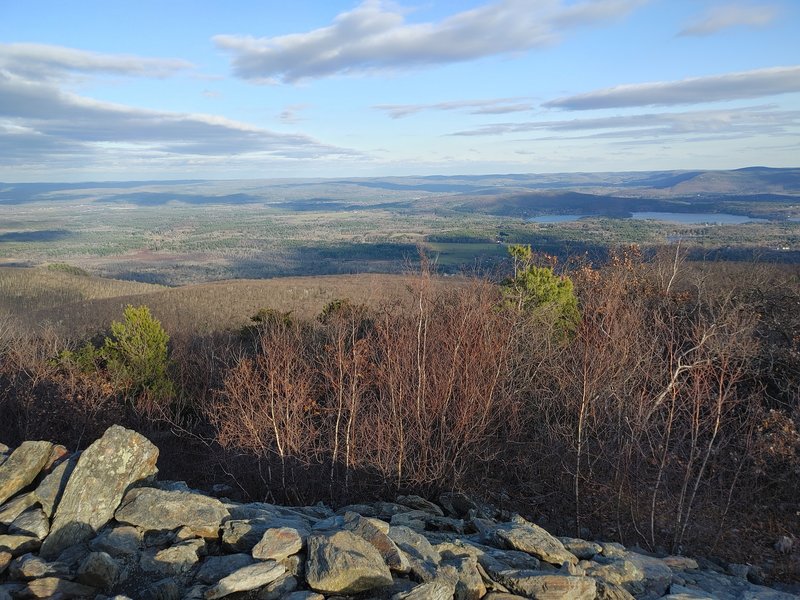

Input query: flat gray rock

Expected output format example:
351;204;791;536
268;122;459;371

33;454;78;518
0;493;38;526
195;553;254;584
0;535;41;557
393;581;455;600
204;560;285;599
306;530;394;595
115;487;229;539
77;551;119;591
342;512;410;573
252;526;304;561
497;570;597;599
388;525;442;582
40;426;159;559
9;508;49;540
0;441;53;506
494;516;578;566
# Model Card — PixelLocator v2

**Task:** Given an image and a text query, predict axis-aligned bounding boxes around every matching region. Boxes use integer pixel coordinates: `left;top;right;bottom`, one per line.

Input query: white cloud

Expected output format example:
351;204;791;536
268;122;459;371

543;66;800;110
0;68;357;169
374;97;535;118
451;105;800;141
214;0;647;83
679;3;779;36
0;42;193;82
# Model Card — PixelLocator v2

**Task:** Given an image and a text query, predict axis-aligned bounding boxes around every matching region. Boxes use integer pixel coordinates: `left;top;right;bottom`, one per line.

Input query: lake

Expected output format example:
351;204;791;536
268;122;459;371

530;212;766;224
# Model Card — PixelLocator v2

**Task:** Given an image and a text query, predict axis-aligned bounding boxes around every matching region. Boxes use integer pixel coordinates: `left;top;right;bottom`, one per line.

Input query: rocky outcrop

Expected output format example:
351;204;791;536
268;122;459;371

0;426;797;599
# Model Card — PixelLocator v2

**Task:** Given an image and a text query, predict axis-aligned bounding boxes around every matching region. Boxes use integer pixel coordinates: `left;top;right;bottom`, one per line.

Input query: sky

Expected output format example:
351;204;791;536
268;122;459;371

0;0;798;181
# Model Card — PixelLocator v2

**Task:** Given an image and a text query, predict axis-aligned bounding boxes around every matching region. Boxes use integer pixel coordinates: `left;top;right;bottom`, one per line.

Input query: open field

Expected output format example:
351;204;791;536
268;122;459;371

1;169;799;285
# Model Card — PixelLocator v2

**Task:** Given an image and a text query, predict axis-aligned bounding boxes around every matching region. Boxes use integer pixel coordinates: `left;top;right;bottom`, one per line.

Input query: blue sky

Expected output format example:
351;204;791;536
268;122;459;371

0;0;798;181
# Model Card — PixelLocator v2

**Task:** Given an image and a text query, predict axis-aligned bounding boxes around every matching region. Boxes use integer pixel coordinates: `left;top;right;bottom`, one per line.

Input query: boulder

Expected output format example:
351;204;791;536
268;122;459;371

283;593;324;600
438;555;486;600
0;441;53;506
221;519;275;553
0;535;41;557
625;552;673;598
0;493;38;526
115;487;229;539
393;581;455;600
18;577;97;599
40;426;159;559
497;570;596;599
396;495;445;516
195;553;254;584
91;525;143;557
494;517;578;566
252;526;304;561
256;572;297;600
8;553;70;581
77;551;120;590
342;512;410;573
558;537;602;560
33;453;78;517
9;508;49;540
305;530;393;595
140;539;204;576
204;560;286;599
388;525;441;581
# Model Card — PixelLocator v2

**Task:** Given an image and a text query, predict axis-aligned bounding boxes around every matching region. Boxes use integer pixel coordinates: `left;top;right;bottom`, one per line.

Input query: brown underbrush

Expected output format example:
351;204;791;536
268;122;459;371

0;250;798;580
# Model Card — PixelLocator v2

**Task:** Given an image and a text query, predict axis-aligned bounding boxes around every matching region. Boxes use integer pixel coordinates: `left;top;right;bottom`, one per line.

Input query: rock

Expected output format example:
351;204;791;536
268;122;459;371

393;581;455;600
77;551;119;590
594;580;636;600
33;453;78;517
663;555;699;571
342;512;410;573
439;493;480;518
558;537;602;560
0;492;38;525
600;542;627;558
283;593;324;600
141;539;204;576
396;495;445;516
305;530;394;595
204;560;286;599
195;553;255;584
336;504;379;518
585;558;645;589
142;577;184;600
18;577;97;599
496;570;596;599
388;525;441;581
625;551;673;598
9;507;49;540
41;426;159;559
391;510;427;532
0;441;53;506
252;526;304;561
483;595;528;600
8;553;70;581
91;525;143;557
221;519;275;552
494;517;578;566
0;535;41;557
115;487;229;539
256;572;297;599
0;551;10;575
438;555;486;600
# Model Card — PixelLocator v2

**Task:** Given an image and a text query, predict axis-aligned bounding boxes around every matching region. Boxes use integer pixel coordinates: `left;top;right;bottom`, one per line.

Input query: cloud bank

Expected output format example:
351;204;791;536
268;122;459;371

544;66;800;110
451;105;800;141
374;98;534;119
0;45;355;172
214;0;646;83
679;3;779;36
0;43;193;82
